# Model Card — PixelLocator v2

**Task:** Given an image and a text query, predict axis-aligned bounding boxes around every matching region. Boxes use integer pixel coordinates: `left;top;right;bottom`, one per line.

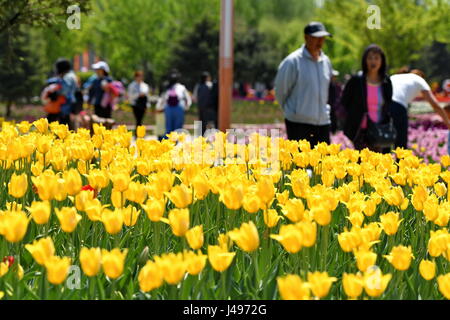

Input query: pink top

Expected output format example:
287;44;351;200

361;84;383;129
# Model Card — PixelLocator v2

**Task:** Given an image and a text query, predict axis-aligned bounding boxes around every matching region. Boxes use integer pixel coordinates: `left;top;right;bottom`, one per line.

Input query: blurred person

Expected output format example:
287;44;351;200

128;70;150;133
390;69;450;149
341;44;395;153
328;69;344;133
70;75;84;130
41;59;77;125
157;70;192;137
89;61;113;119
193;71;213;135
274;22;333;146
445;104;450;155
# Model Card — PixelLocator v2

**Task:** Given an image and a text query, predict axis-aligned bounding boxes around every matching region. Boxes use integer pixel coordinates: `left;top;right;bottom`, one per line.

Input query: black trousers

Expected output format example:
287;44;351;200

390;101;408;149
94;104;112;119
284;119;330;147
132;106;146;127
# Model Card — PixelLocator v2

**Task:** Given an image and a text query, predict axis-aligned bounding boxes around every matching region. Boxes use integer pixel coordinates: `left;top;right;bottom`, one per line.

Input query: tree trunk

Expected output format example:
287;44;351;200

6;101;12;119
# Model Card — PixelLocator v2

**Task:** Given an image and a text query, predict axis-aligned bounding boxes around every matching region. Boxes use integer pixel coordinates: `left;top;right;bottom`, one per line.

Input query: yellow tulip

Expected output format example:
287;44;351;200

185;225;204;250
280;198;305;223
307;271;337;299
184;250;207;276
338;230;361;253
354;249;377;272
219;184;244;210
87;169;110;190
384;245;414;271
124;181;147;204
102;209;124;235
270;224;303;254
28;201;51;225
25;237;55;266
136;125;146;138
275;190;289;206
84;199;104;222
36;135;52;154
161;208;190;237
295;220;317;247
380;211;402;236
142;198;166;222
8;173;28;198
101;248;128;279
207;245;235;272
33;118;48;133
263;209;283;228
347;211;365;228
55;207;82;233
1;210;29;243
437;273;450;299
110;171;131;193
154;252;187;285
166;184;193;209
242;193;262;214
256;176;275;206
17;121;32;134
0;262;8;277
122;205;140;227
228;221;260;253
312;205;332;226
363;267;392;298
138;260;163;292
63;169;82;196
45;256;71;285
74;189;95;212
277;274;310;300
428;229;450;257
343;273;364;299
17;264;24;280
192;175;210;200
419;259;436;280
80;247;102;277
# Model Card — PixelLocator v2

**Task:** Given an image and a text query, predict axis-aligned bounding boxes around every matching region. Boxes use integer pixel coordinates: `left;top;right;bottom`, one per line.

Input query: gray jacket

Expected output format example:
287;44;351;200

274;44;333;125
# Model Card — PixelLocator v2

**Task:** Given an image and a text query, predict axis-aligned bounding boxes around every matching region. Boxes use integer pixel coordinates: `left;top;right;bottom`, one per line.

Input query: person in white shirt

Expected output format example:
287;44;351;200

157;71;192;137
127;70;150;132
390;69;450;149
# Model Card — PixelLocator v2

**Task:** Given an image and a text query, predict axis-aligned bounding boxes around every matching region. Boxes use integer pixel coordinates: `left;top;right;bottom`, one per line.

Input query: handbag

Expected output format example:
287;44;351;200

365;113;397;149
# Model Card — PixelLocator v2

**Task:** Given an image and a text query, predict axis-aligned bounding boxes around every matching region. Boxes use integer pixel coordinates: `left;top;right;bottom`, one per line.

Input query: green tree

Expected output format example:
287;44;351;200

317;0;450;75
0;30;44;118
0;0;90;32
170;17;220;91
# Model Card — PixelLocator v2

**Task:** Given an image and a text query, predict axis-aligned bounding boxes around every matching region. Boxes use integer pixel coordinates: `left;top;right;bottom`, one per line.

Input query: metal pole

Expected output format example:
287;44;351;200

219;0;233;132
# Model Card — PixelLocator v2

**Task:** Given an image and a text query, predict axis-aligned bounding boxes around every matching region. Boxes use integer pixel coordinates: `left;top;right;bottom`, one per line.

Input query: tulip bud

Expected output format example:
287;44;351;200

45;256;71;285
80;247;102;277
207;245;235;272
185;225;204;250
277;274;310;300
419;259;436;280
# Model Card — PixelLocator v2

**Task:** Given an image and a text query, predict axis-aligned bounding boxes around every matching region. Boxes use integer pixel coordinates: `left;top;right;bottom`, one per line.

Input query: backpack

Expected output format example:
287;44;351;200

41;80;66;114
167;87;180;107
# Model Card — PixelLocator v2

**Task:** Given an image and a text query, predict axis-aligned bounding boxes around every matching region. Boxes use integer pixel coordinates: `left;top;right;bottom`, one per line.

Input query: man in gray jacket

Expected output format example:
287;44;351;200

275;22;334;146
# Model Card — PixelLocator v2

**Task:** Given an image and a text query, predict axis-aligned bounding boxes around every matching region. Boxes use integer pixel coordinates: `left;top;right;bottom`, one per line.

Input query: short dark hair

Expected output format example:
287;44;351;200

55;58;71;75
134;70;144;78
201;71;210;83
362;44;387;78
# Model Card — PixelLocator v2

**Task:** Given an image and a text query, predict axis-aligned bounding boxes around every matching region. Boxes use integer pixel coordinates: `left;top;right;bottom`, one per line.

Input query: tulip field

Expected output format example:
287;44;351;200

1;118;450;300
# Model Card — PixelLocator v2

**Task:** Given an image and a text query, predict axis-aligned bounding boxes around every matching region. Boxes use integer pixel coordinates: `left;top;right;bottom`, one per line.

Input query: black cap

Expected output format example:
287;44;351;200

304;22;332;38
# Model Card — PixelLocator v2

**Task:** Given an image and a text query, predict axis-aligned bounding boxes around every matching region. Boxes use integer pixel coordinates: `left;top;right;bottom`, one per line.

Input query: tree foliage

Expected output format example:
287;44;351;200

317;0;450;75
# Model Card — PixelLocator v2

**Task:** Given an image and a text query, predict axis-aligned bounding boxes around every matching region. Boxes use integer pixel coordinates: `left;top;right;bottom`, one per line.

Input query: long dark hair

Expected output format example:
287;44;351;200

362;44;387;78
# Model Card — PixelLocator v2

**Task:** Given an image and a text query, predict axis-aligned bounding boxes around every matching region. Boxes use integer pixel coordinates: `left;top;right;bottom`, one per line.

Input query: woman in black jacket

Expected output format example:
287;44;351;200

341;44;393;153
